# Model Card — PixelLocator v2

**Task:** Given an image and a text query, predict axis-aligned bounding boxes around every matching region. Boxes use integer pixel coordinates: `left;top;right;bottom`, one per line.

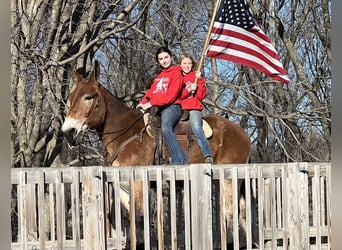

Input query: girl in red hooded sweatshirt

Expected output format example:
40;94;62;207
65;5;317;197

179;54;213;164
137;47;188;165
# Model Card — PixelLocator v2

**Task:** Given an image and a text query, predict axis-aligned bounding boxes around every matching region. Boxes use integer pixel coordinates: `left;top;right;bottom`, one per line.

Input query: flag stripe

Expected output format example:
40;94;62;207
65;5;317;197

208;45;290;83
209;39;288;75
209;24;288;74
211;23;280;62
206;0;290;84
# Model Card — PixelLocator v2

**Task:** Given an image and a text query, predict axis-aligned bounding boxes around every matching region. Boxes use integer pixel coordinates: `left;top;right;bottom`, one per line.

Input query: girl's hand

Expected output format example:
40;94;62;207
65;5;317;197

137;102;152;110
190;83;198;92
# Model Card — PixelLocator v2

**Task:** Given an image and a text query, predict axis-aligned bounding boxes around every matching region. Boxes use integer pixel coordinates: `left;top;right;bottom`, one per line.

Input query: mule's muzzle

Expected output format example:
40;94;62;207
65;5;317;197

62;128;82;147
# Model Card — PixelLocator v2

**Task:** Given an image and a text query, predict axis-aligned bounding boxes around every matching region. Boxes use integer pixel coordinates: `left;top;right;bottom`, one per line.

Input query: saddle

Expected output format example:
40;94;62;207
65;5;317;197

142;107;213;165
143;110;213;139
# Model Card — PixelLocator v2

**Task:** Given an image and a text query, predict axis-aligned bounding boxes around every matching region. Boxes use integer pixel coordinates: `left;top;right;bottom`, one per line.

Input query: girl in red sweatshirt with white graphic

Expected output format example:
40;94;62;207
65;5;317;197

179;54;213;164
137;47;188;165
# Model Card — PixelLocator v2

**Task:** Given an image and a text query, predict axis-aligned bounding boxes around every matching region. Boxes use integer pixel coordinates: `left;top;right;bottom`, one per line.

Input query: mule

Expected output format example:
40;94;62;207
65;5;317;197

61;61;251;244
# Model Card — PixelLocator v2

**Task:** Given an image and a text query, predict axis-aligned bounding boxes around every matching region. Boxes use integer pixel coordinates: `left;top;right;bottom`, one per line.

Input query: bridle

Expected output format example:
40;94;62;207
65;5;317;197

81;92;147;164
100;112;146;165
84;94;100;128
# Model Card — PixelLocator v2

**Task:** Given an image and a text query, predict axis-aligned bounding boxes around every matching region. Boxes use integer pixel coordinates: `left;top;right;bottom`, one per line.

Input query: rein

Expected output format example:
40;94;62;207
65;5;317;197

88;110;146;164
99;111;144;137
82;91;147;164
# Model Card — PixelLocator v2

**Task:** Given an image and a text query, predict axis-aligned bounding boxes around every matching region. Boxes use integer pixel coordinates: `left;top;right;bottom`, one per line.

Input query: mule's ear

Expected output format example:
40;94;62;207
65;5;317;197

89;60;100;83
70;68;84;84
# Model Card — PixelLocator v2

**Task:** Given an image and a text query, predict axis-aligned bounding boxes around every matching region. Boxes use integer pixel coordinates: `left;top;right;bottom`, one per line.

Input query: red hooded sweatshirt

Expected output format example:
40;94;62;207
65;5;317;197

139;65;183;106
180;70;207;110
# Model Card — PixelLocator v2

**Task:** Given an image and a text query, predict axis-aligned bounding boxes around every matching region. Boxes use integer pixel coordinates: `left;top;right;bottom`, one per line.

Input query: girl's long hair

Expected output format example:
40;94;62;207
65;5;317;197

155;46;173;62
178;54;197;70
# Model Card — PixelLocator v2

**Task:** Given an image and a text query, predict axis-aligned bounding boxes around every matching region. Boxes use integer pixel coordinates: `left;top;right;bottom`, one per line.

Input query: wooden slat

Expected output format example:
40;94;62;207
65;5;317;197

300;163;310;250
251;175;259;247
190;164;213;250
49;183;56;241
244;169;252;249
128;169;136;250
114;169;123;250
219;168;227;250
82;167;106;250
18;171;27;250
204;165;213;250
38;170;46;249
232;167;239;250
183;167;191;250
257;165;265;250
281;166;288;250
55;169;63;250
326;161;332;249
142;169;150;250
156;168;164;250
10;163;331;250
276;177;282;229
71;169;81;250
270;167;276;249
170;168;177;250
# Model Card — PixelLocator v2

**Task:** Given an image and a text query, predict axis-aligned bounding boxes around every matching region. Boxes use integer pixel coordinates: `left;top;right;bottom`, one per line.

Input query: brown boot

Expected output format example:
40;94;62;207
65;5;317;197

205;156;213;164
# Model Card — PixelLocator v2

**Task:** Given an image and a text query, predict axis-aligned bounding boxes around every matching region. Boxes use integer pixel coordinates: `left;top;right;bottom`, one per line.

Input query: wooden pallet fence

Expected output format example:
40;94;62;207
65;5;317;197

11;162;331;250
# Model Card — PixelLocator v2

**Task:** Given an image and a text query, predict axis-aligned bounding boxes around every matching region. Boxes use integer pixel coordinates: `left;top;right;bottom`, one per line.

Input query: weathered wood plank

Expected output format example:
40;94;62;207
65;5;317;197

190;164;213;250
257;166;265;250
183;166;191;250
128;169;136;250
232;167;239;250
142;168;150;250
55;169;64;250
244;169;252;250
281;166;288;250
18;171;27;250
71;169;81;250
219;167;227;250
156;168;164;250
113;169;123;250
82;167;106;250
170;168;177;250
11;163;331;250
38;170;46;249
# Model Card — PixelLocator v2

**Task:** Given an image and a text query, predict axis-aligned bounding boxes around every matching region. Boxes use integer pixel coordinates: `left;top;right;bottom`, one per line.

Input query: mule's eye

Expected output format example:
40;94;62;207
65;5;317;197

85;95;93;101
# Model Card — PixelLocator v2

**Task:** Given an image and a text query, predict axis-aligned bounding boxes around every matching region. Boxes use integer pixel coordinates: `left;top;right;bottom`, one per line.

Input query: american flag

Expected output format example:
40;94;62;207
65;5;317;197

206;0;290;84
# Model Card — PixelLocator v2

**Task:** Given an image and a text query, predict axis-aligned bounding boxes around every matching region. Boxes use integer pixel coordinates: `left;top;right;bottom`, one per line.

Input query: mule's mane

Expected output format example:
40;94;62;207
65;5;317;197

96;83;144;141
98;84;132;113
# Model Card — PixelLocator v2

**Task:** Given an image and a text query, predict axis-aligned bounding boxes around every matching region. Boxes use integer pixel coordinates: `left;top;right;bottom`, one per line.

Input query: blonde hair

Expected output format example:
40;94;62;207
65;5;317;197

178;54;197;70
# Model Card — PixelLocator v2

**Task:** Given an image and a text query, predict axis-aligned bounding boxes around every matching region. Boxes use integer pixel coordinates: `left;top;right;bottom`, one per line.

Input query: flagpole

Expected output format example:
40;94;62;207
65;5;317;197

196;0;222;79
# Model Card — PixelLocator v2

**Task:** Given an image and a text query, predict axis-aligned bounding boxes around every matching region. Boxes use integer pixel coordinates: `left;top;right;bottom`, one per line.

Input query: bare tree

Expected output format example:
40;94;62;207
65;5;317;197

11;0;152;167
11;0;331;167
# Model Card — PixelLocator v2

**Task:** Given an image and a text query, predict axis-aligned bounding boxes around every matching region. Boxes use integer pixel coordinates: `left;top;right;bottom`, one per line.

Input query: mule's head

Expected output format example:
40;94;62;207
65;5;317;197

61;61;105;147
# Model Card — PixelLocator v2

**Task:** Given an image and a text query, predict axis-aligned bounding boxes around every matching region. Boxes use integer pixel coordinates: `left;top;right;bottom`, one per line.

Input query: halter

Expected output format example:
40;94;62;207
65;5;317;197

84;105;146;164
84;94;100;127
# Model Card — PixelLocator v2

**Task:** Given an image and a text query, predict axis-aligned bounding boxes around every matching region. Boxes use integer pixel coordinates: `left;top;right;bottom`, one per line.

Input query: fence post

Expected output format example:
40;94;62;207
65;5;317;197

190;164;213;250
286;163;309;250
82;167;106;250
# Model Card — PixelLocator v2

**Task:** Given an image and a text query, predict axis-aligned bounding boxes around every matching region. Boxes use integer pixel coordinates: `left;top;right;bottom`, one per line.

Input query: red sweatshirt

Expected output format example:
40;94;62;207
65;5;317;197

139;66;183;106
180;70;206;110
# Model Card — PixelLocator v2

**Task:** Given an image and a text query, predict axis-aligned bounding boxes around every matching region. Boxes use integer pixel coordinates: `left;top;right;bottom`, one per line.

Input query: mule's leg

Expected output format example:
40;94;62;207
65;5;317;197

225;179;244;243
225;179;234;231
132;181;145;247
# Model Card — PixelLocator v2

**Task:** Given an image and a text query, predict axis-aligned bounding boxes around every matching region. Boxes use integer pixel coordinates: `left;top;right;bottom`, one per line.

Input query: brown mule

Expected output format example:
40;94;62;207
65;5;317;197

61;61;251;237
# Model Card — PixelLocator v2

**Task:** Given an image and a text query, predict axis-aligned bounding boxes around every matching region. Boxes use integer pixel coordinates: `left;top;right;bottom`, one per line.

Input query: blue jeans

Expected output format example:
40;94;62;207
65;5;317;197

161;105;188;165
189;110;212;158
